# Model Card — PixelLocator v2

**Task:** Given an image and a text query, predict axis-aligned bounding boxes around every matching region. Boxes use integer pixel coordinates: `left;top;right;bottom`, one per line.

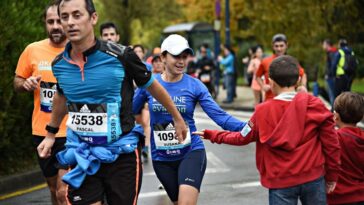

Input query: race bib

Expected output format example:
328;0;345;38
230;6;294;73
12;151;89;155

153;122;191;151
40;81;57;112
66;102;122;145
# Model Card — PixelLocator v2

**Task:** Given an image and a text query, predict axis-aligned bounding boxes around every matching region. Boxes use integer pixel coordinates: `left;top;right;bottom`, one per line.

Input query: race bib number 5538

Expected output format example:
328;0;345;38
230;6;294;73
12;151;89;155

66;103;121;145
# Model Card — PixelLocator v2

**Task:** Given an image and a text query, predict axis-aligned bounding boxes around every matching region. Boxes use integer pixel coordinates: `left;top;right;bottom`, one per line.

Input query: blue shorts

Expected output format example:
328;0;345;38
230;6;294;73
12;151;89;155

152;149;207;202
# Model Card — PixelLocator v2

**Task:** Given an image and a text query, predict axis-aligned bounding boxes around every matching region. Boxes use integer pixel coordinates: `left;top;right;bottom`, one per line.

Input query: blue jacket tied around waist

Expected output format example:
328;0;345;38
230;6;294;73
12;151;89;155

56;125;143;189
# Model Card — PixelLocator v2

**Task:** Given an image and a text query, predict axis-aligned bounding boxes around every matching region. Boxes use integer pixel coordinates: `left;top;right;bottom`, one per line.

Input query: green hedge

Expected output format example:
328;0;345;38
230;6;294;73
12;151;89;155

0;1;49;176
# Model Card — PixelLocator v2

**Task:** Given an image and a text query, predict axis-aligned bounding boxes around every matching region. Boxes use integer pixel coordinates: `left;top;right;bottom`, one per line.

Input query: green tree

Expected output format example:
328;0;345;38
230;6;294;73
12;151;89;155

0;0;50;175
177;0;364;78
98;0;183;49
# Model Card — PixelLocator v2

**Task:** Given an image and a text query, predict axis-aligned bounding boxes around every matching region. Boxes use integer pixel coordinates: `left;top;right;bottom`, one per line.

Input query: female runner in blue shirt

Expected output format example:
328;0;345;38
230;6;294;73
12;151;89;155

133;34;245;205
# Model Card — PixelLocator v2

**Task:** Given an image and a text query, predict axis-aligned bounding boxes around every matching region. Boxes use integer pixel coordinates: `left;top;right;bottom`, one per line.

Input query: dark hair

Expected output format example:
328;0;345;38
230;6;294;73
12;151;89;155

251;45;263;55
133;44;145;53
334;92;364;124
200;43;209;50
339;38;348;48
222;44;235;56
269;55;299;87
100;22;119;35
43;0;61;21
272;33;287;43
323;39;333;46
58;0;96;17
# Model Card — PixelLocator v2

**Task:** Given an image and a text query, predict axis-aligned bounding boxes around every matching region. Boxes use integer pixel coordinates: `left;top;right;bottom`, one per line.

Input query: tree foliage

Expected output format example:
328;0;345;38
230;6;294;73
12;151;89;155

97;0;183;49
177;0;364;78
0;0;50;175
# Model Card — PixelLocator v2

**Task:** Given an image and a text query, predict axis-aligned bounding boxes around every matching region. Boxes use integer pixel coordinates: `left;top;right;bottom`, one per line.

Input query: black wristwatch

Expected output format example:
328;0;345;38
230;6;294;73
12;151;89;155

45;124;59;134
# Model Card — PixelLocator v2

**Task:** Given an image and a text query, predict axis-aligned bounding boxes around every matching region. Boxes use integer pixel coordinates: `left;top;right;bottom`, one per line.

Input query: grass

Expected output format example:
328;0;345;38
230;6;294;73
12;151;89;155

351;78;364;94
312;77;364;94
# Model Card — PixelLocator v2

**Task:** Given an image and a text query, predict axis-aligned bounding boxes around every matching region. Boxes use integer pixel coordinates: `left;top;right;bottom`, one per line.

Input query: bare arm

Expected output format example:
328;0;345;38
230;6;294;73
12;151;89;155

146;80;187;143
297;73;308;92
37;92;68;158
13;75;41;92
256;75;270;92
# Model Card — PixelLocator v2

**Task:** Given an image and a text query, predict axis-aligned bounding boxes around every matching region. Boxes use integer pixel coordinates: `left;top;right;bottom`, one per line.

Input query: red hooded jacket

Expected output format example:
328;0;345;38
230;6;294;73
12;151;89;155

328;127;364;204
204;92;341;189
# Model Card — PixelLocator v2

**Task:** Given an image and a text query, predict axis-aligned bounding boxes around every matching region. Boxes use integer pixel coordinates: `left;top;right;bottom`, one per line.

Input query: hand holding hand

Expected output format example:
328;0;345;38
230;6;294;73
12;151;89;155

192;130;206;139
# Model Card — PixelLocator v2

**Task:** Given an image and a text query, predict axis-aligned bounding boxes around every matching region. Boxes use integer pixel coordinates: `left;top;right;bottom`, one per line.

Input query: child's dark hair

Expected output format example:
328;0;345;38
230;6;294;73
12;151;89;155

269;55;299;87
334;92;364;124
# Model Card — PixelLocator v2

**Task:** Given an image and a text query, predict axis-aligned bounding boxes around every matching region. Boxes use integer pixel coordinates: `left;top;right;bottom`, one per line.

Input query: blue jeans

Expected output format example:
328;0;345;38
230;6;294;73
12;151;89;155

312;81;319;97
269;176;326;205
224;73;234;102
325;77;335;106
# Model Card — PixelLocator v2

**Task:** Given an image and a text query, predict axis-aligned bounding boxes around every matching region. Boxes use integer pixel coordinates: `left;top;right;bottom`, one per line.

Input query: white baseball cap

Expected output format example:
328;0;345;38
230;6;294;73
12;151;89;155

161;34;194;56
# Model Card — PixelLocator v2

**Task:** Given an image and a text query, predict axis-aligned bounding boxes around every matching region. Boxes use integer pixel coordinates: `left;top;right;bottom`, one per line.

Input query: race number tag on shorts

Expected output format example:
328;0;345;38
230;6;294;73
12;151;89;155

153;122;191;151
66;102;122;145
40;81;57;112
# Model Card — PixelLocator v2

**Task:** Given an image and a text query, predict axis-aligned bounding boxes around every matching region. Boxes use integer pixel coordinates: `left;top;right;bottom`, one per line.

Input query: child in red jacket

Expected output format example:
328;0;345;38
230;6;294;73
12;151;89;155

327;92;364;205
194;55;341;205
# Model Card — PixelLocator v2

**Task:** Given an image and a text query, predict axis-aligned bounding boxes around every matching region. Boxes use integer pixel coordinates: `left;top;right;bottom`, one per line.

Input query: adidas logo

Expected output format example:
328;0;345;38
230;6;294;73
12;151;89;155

80;104;91;113
166;123;174;130
51;84;57;90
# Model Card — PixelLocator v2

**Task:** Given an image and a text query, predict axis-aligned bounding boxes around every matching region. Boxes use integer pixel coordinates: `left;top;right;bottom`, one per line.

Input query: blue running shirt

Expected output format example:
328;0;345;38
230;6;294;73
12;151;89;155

133;74;245;161
53;40;154;142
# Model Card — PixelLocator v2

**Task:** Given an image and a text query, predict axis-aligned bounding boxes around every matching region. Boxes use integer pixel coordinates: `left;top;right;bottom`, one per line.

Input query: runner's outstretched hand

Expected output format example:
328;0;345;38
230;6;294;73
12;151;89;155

193;130;208;140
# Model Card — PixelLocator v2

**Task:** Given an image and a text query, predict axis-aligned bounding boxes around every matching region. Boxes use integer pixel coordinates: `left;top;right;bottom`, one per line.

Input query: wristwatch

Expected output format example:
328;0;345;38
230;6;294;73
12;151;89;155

45;124;59;134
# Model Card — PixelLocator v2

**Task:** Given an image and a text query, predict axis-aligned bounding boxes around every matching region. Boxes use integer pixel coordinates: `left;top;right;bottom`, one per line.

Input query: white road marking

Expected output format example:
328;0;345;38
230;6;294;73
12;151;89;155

230;181;262;189
139;181;262;198
139;191;166;198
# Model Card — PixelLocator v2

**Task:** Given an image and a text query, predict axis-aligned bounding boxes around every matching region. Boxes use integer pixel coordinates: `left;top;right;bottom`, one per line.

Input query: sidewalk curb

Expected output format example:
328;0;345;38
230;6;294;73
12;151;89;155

0;169;44;196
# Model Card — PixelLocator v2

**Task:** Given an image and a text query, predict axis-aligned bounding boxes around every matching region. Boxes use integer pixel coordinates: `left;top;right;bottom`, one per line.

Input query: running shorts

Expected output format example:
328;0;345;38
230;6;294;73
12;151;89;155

33;135;66;178
67;146;142;205
152;149;207;202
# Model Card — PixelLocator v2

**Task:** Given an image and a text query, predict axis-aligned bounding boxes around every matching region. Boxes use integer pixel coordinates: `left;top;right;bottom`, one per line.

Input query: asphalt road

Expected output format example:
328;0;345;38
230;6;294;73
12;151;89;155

0;107;269;205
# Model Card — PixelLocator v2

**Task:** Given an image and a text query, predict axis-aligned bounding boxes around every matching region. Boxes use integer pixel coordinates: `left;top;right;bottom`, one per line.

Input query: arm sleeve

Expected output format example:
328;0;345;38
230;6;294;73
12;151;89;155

122;47;154;88
255;62;264;78
317;105;341;182
204;113;258;145
220;54;233;66
132;88;148;115
331;52;340;75
299;66;305;77
15;46;33;78
197;80;246;131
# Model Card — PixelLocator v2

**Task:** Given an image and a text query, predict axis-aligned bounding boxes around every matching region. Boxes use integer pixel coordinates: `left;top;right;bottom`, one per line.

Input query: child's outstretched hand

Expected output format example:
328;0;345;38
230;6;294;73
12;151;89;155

193;130;206;139
326;181;336;193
